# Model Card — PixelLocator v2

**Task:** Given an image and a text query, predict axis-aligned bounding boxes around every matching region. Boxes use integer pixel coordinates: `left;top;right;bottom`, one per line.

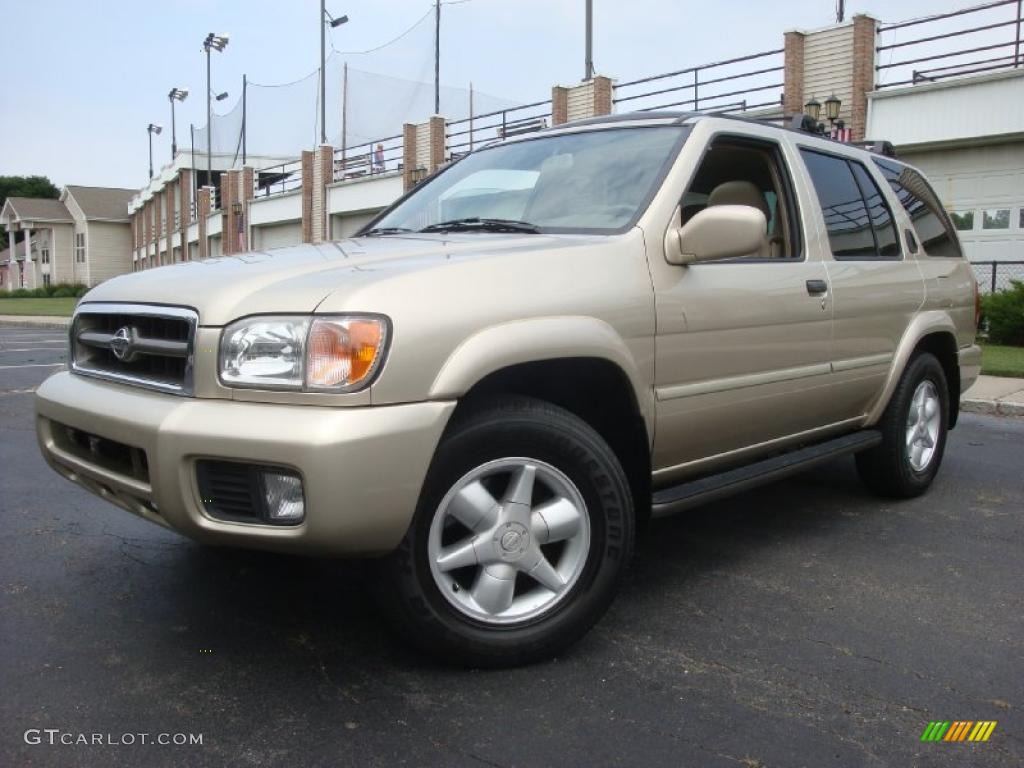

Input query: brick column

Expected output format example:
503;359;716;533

300;150;315;243
164;183;175;260
146;200;155;267
222;170;239;256
402;123;417;192
197;186;211;259
240;167;254;252
551;86;568;125
310;145;334;244
850;14;877;141
178;169;192;251
140;205;148;268
592;76;613;116
427;117;446;172
783;30;806;116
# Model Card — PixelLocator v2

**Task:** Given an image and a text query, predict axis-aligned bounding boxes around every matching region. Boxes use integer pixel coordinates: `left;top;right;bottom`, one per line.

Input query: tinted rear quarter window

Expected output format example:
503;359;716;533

873;159;962;258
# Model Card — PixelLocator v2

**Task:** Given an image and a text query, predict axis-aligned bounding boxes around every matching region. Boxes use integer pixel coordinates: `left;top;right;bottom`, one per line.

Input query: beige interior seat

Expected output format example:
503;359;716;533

707;180;771;258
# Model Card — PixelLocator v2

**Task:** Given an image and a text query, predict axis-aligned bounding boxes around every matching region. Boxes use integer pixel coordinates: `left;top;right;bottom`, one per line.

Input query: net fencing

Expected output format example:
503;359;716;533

193;8;521;165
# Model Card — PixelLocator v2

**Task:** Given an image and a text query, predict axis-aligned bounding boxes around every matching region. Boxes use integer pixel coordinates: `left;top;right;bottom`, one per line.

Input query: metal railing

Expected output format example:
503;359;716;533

334;134;403;182
972;260;1024;293
613;48;784;115
876;0;1023;88
446;99;552;158
254;159;304;198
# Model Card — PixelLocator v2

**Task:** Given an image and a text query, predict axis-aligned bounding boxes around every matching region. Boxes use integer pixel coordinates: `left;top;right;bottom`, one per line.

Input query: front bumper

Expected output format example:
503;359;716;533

35;372;454;556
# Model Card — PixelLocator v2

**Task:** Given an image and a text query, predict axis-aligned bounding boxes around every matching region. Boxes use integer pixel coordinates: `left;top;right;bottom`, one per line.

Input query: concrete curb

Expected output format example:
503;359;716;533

960;398;1024;418
0;316;70;330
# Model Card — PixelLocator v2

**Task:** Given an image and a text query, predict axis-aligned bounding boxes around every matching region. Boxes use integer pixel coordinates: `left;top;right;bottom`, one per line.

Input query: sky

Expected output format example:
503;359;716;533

0;0;979;191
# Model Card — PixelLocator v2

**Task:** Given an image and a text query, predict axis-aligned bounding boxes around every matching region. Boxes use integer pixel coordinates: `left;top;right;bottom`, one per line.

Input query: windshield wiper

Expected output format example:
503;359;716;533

419;217;540;234
361;226;414;236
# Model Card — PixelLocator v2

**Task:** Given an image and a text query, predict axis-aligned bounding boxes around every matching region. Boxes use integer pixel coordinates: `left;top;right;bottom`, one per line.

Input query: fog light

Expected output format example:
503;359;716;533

260;471;305;523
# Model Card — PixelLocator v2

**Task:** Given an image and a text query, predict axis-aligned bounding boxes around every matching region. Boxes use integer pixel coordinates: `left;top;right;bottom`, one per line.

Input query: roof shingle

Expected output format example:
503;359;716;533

65;185;136;221
4;197;72;222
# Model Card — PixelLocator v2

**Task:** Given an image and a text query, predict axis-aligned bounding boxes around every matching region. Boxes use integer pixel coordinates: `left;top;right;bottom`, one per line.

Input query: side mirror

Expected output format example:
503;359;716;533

665;205;767;265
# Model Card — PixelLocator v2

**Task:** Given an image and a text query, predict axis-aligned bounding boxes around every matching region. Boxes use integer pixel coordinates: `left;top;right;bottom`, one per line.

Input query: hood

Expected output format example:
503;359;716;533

81;233;602;326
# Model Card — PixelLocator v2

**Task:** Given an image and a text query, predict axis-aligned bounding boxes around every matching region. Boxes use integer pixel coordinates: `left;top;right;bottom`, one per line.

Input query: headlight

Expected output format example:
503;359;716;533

219;315;388;391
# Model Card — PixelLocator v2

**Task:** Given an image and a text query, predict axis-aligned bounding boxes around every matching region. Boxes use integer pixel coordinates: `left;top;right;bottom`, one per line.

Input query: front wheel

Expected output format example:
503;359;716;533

856;352;949;498
377;396;634;667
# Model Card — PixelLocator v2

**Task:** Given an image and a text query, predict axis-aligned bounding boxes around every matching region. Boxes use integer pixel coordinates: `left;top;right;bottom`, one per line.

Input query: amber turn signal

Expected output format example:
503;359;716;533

306;317;387;389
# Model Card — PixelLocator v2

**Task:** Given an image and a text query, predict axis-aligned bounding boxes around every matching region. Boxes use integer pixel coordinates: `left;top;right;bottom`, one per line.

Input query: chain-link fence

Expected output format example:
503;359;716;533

972;261;1024;293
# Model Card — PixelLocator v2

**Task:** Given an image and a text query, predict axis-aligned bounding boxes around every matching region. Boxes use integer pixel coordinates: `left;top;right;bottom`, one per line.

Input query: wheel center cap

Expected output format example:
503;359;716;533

494;521;530;561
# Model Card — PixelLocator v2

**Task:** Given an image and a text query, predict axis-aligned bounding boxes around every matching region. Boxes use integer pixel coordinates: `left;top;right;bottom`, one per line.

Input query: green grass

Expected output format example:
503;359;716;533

981;343;1024;378
0;297;77;316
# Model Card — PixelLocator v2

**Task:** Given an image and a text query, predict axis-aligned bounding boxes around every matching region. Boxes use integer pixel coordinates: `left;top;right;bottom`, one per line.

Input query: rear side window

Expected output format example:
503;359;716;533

799;149;900;260
873;158;962;258
850;162;900;257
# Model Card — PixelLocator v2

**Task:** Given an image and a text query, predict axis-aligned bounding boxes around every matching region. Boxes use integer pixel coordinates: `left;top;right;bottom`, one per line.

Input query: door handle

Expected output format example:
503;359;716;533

806;279;828;295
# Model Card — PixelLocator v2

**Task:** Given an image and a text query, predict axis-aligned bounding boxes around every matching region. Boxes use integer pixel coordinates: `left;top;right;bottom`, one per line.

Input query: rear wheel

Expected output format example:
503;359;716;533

377;396;634;667
856;352;949;498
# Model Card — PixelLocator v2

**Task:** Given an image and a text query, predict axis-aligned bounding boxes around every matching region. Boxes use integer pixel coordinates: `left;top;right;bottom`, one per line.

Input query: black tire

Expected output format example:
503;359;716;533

376;395;634;668
856;352;949;498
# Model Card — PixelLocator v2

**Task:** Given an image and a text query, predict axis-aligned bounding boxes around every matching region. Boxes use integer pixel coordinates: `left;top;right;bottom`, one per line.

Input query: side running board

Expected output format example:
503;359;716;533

651;429;882;519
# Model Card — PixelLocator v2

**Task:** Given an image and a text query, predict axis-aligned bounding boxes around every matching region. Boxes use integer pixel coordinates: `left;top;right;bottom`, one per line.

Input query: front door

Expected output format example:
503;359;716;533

650;135;834;483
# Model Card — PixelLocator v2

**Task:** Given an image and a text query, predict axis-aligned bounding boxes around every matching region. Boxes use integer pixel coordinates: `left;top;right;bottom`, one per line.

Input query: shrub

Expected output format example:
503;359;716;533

0;282;88;299
982;280;1024;346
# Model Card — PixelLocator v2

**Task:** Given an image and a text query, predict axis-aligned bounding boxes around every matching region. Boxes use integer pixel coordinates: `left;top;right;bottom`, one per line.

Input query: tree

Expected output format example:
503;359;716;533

0;175;60;250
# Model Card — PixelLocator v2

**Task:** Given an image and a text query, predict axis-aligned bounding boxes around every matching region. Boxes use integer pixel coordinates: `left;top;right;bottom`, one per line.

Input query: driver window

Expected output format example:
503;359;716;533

681;137;801;260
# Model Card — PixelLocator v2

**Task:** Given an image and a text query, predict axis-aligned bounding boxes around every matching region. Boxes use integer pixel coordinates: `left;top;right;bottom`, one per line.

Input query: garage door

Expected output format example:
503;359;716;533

253;221;302;251
332;211;379;239
904;143;1024;269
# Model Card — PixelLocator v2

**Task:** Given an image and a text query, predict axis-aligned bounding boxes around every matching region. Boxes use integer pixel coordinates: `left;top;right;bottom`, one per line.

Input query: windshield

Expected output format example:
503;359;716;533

367;126;687;235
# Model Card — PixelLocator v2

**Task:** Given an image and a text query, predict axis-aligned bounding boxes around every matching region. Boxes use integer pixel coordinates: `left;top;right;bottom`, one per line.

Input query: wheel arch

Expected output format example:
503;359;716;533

442;355;653;528
867;312;961;427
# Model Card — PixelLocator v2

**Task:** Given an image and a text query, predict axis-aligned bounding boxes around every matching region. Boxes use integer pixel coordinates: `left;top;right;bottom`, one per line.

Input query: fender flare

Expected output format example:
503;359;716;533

865;310;959;424
428;316;655;440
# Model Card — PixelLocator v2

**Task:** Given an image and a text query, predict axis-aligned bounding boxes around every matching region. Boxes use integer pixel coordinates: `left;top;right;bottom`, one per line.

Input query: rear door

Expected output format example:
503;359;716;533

796;147;925;419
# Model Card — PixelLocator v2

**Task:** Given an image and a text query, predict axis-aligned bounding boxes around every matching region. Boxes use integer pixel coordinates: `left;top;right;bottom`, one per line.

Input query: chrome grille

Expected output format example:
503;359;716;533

71;303;198;395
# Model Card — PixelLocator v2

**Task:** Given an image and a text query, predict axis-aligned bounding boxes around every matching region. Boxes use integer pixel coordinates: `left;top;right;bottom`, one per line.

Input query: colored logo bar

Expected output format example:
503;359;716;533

921;721;997;742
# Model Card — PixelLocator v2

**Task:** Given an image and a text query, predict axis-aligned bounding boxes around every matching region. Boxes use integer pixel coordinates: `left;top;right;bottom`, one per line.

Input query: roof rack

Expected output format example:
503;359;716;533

847;140;899;158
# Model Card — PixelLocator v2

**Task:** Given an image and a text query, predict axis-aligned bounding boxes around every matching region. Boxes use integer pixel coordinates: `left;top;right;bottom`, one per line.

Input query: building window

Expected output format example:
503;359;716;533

43;274;51;287
982;209;1010;230
74;233;86;263
1019;209;1024;229
949;211;974;231
41;247;50;264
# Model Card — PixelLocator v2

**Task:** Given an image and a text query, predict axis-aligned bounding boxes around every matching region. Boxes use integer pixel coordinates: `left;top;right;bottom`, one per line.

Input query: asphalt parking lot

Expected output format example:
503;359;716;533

1;325;1021;768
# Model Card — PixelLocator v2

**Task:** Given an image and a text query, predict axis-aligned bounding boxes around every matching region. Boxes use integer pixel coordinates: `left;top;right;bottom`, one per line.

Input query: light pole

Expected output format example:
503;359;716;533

147;124;163;179
321;3;348;145
584;0;594;81
434;0;440;113
168;87;189;159
202;33;230;184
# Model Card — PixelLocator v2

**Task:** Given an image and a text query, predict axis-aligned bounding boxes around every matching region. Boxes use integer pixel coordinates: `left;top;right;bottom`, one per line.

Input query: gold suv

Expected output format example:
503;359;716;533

35;112;981;666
